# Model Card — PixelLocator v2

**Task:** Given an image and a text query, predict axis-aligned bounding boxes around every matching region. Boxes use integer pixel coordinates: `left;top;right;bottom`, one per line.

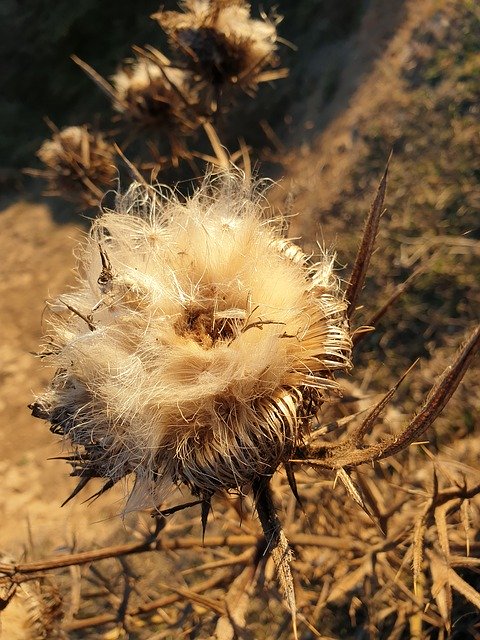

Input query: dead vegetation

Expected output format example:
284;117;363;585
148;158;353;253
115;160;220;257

2;166;478;638
25;123;117;208
152;0;286;91
2;377;480;639
1;0;479;638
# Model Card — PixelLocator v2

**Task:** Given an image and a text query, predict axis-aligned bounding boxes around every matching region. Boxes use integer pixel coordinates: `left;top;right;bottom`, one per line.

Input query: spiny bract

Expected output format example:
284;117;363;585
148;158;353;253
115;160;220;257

31;170;352;510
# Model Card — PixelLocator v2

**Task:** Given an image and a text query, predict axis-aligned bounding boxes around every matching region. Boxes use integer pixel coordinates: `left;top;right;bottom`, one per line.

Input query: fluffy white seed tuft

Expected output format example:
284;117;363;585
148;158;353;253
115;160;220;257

32;169;352;510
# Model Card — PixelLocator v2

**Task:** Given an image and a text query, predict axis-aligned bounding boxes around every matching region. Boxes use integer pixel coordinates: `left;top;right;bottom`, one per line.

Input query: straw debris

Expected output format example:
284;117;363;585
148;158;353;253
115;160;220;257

0;559;65;640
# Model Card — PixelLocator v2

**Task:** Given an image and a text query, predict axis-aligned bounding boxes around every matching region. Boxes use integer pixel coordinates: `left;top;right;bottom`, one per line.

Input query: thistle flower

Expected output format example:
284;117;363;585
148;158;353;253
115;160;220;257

153;0;286;90
111;55;200;133
31;169;352;511
33;125;116;208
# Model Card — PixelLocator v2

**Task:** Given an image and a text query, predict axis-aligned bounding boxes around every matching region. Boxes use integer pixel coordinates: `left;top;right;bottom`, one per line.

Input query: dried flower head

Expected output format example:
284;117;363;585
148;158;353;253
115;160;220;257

31;169;352;511
0;557;65;640
34;125;116;208
153;0;285;89
111;55;200;133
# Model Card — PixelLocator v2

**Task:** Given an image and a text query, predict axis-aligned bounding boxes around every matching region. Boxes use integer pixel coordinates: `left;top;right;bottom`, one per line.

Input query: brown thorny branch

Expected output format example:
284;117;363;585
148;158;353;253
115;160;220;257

2;166;479;635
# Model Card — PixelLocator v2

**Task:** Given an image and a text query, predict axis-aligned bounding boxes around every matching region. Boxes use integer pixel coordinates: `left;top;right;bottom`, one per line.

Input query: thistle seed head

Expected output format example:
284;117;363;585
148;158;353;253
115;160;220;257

31;170;352;510
111;57;199;132
36;125;116;207
154;0;281;89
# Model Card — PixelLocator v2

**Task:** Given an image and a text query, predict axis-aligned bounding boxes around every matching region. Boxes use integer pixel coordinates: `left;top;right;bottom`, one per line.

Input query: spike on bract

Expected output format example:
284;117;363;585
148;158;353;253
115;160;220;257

31;169;352;510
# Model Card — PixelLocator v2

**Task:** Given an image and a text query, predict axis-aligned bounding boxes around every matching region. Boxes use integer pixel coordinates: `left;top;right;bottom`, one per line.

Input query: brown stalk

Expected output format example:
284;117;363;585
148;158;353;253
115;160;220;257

180;548;254;576
114;144;148;185
71;55;118;103
203;122;230;169
253;478;298;640
0;533;362;584
157;582;226;616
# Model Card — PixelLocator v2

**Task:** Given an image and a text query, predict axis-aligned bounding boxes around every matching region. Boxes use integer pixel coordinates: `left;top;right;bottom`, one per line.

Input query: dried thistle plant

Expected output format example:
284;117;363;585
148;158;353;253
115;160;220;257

0;558;65;640
29;124;117;208
31;169;351;508
28;166;479;637
110;53;200;134
30;168;351;633
71;51;203;168
152;0;287;91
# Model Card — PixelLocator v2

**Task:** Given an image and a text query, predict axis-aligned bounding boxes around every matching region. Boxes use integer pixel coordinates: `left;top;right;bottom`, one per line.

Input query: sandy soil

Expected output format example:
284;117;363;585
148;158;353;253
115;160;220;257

0;202;124;553
276;0;436;247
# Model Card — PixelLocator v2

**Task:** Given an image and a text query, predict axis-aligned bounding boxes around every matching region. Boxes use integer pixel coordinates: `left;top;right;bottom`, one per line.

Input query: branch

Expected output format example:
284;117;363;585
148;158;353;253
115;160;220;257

64;571;228;631
0;533;363;583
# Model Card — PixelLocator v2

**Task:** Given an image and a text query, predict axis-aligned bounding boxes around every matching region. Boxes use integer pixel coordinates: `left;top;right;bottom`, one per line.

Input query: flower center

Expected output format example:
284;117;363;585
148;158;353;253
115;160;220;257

175;301;237;348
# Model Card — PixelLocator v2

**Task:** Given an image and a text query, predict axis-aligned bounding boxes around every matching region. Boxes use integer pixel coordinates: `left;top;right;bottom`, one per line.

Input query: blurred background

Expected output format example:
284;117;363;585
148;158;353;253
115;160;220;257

1;0;374;172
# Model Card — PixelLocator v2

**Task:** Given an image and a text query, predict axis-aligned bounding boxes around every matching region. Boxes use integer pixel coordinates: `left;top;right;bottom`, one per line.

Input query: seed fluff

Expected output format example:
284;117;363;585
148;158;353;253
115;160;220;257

31;169;352;511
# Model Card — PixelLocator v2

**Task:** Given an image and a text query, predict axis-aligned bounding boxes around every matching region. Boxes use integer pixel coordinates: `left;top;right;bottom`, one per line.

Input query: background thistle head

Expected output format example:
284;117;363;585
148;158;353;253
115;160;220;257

29;124;116;208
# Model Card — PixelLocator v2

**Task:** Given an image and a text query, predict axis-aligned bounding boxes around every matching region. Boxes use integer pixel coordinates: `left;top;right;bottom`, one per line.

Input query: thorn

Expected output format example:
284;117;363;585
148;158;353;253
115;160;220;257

59;299;96;331
84;479;116;504
335;468;385;534
346;156;390;320
353;263;425;349
285;462;303;511
154;499;203;517
201;497;212;543
351;359;419;446
61;476;92;507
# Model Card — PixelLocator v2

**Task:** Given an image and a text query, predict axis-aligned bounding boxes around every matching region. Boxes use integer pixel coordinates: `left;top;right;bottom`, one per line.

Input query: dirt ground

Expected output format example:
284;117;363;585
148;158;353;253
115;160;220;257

0;202;125;553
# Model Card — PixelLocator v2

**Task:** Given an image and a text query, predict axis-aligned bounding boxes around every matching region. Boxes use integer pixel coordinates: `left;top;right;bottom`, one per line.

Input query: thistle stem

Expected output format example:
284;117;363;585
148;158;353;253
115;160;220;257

253;478;298;640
